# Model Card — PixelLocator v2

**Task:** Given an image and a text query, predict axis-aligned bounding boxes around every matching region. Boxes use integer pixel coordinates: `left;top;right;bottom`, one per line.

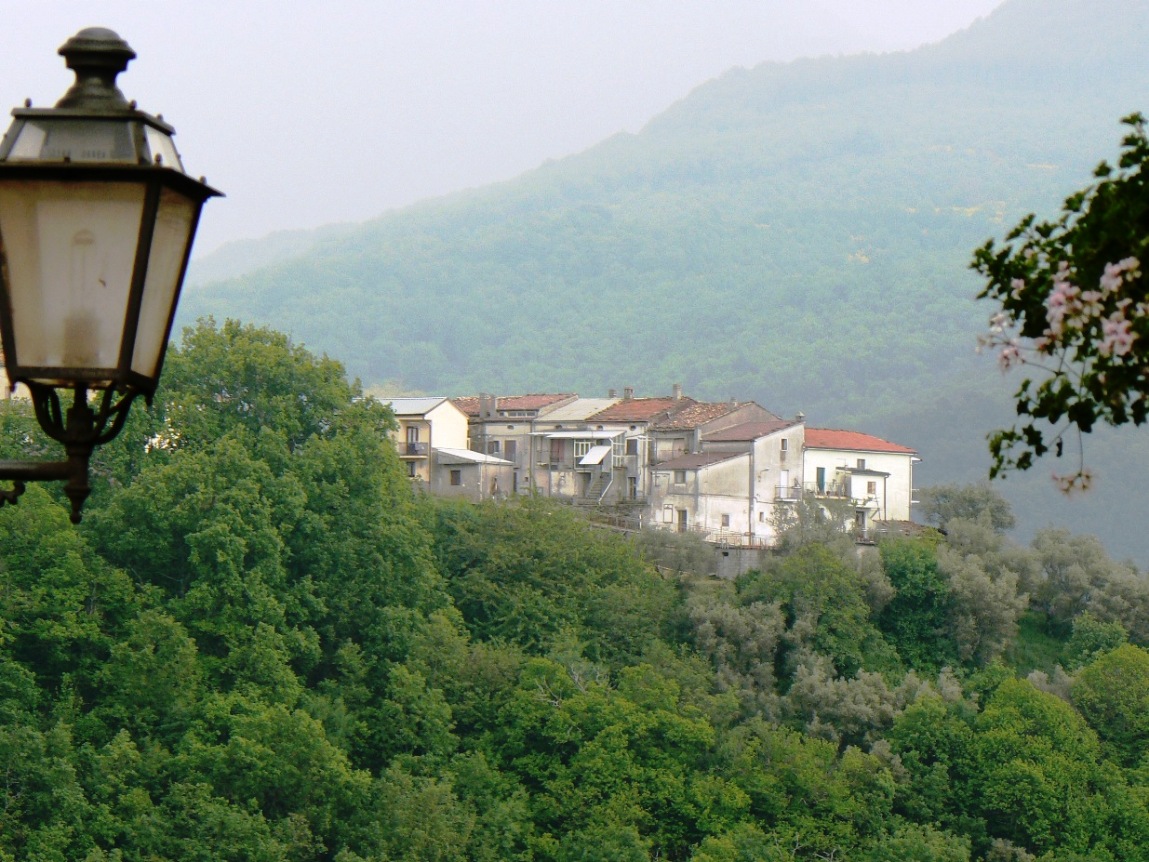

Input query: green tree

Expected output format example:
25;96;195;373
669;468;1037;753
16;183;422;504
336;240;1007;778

719;718;896;858
878;539;959;671
885;693;976;829
1065;612;1128;669
969;679;1109;855
161;318;361;455
430;498;675;666
739;543;898;680
936;532;1028;666
491;658;735;859
1070;644;1149;768
864;822;971;862
918;483;1016;533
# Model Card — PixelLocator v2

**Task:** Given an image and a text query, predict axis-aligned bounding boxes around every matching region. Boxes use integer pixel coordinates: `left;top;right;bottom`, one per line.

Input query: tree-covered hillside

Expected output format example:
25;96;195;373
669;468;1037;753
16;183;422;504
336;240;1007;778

180;0;1149;560
5;321;1149;860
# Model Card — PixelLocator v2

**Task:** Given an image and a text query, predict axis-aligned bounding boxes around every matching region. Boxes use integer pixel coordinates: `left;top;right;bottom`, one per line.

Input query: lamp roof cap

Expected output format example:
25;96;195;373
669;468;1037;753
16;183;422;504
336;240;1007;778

55;27;136;111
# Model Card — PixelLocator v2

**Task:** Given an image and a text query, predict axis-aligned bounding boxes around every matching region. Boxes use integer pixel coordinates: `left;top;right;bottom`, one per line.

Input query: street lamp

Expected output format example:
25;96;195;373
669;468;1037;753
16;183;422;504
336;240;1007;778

0;27;220;523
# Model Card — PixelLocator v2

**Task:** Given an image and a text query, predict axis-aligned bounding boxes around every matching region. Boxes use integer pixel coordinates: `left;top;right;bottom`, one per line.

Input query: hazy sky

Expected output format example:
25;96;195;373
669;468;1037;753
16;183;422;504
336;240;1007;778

1;1;1004;255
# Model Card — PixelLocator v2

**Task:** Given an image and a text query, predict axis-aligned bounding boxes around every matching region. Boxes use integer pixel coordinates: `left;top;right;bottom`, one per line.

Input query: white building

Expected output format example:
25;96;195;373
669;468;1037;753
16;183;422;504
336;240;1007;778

647;420;918;546
385;396;513;501
648;418;804;547
384;397;470;483
802;428;919;534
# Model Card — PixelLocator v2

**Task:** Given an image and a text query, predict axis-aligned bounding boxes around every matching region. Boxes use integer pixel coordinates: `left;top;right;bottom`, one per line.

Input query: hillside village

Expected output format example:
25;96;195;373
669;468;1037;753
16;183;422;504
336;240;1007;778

386;387;919;549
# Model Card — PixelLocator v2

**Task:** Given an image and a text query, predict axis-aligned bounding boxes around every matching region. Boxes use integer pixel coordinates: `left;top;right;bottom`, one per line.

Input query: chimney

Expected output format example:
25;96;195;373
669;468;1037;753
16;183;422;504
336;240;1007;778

623;387;634;400
608;388;617;398
479;393;497;419
796;411;805;423
672;383;682;401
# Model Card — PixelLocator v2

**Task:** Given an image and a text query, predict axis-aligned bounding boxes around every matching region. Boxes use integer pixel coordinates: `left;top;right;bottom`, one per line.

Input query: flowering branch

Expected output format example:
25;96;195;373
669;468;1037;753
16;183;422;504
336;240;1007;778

973;113;1149;489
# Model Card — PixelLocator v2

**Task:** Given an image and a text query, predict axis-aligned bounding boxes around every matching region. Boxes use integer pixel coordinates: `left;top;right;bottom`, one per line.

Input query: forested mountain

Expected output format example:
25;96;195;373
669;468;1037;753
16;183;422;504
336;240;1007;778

5;320;1149;860
181;0;1149;560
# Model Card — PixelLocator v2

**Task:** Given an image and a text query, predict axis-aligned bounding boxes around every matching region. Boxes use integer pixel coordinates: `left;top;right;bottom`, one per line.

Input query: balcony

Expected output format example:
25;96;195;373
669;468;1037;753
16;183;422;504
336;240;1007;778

774;482;858;502
402;441;429;457
806;481;850;499
775;483;802;501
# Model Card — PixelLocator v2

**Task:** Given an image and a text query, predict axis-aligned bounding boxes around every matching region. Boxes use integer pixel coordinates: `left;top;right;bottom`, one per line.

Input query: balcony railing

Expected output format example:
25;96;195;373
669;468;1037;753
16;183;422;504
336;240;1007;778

403;442;429;456
805;481;850;499
775;484;802;501
772;482;859;501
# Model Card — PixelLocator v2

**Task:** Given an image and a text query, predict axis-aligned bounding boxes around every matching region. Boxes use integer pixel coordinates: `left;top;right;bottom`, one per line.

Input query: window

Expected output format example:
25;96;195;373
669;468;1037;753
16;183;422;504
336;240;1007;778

867;481;877;495
574;440;592;458
673;470;686;484
450;469;462;486
406;426;420;443
856;458;866;469
780;438;788;451
626;438;639;456
721;514;731;528
487;440;501;455
407;462;417;478
504;440;517;460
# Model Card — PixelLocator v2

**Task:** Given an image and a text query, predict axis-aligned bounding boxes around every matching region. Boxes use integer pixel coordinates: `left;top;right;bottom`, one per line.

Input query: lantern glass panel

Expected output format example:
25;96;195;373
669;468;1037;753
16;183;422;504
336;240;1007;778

0;180;145;383
131;185;195;379
143;126;183;172
9;119;136;162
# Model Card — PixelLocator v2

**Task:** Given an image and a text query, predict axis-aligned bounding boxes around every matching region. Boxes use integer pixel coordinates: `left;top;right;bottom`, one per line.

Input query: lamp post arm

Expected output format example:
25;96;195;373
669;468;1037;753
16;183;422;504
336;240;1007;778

0;454;91;523
0;458;74;505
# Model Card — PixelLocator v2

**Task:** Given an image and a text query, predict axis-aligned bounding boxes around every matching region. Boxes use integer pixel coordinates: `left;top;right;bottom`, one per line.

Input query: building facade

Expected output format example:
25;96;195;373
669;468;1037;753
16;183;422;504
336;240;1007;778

384;397;470;483
801;428;920;535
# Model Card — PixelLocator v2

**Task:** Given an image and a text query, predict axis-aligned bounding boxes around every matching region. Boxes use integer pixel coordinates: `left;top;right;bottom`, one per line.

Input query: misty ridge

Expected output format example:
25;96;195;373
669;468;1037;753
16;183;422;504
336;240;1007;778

182;0;1149;561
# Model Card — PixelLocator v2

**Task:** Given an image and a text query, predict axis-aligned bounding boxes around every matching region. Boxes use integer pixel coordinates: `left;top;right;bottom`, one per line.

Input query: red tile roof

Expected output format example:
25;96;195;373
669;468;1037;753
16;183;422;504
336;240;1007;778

651;401;743;431
704;418;799;442
805;428;916;454
589;396;695;423
451;396;480;416
656;451;744;470
451;394;576;417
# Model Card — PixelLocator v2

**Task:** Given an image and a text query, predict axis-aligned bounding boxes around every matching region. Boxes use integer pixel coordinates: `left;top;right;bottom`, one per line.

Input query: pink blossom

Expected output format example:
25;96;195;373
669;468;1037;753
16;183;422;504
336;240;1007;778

1079;289;1104;318
1010;277;1026;300
1052;469;1093;494
1099;313;1136;357
998;343;1022;371
1100;256;1141;293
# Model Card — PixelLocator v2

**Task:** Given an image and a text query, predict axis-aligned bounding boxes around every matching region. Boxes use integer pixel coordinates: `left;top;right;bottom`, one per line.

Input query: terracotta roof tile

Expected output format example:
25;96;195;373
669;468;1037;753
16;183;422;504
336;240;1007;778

805;428;916;455
451;394;576;417
450;396;480;416
589;396;695;423
501;393;577;411
656;451;745;470
704;419;799;441
651;401;743;431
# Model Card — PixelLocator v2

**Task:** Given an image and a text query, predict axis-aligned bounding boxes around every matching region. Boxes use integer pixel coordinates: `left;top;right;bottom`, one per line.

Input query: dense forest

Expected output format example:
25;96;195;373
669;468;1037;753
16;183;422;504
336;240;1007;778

178;0;1149;561
4;320;1149;861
